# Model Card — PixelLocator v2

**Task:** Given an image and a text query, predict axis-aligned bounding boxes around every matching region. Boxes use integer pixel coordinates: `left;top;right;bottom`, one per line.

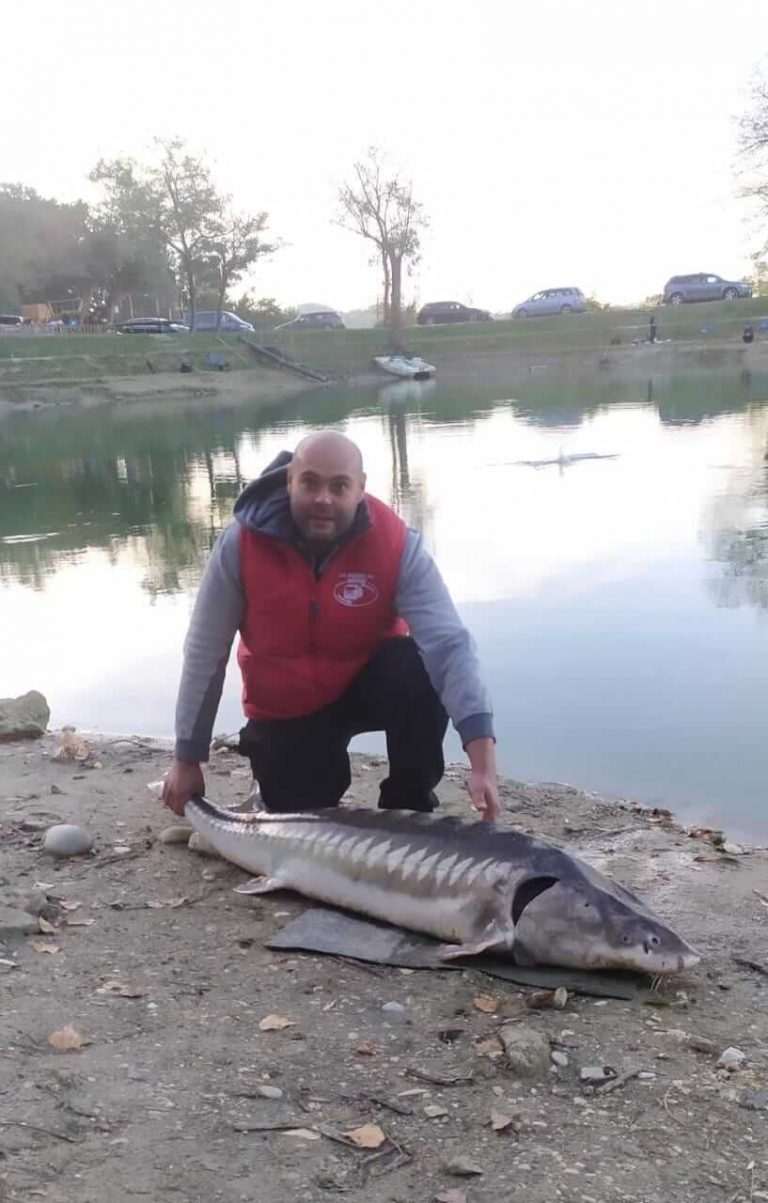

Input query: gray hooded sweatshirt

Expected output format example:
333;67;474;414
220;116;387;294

174;451;494;762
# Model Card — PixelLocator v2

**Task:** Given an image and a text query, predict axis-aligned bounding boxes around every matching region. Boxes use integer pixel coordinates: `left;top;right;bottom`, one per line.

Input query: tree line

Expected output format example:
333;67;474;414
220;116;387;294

0;140;424;344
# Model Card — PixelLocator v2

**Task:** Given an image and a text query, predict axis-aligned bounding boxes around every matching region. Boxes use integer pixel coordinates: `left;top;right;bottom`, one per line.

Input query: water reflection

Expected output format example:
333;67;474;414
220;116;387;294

3;368;768;838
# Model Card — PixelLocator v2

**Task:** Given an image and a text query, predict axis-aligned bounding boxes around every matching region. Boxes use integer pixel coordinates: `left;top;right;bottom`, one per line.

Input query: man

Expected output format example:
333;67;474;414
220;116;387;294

162;430;499;821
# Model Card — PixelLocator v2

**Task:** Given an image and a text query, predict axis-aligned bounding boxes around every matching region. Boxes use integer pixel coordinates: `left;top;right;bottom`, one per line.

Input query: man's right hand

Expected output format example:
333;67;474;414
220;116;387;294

162;759;205;816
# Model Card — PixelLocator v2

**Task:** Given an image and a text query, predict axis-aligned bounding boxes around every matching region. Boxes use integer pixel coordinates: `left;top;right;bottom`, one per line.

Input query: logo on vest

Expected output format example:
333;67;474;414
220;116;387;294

333;572;379;607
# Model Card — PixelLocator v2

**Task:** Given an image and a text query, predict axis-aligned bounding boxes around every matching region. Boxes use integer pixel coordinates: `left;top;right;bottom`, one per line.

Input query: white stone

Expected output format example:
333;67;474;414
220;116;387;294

42;824;93;858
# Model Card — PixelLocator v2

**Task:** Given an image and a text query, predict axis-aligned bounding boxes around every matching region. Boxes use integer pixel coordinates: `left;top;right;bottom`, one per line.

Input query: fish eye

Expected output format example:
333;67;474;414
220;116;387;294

620;934;631;945
647;934;660;948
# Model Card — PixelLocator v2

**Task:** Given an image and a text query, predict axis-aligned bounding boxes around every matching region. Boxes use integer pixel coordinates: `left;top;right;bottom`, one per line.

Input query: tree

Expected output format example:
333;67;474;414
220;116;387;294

89;158;177;318
339;148;426;349
148;138;221;330
738;71;768;245
91;140;274;329
203;206;274;329
230;293;297;326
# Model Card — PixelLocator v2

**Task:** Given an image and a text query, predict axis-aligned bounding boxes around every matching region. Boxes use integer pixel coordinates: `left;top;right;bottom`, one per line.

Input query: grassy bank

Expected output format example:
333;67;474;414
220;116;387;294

1;297;767;392
0;331;254;390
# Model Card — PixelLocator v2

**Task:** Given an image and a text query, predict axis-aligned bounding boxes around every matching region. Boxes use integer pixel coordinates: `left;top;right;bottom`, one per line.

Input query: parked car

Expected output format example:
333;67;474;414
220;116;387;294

512;287;586;318
116;317;189;334
0;314;24;327
274;310;345;331
416;301;492;326
182;310;256;332
662;274;753;305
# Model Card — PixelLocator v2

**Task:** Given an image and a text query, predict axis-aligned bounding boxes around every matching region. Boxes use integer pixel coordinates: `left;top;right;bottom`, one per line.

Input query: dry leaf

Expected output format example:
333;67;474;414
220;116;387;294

60;900;81;912
283;1128;320;1140
146;896;188;910
490;1110;515;1131
31;940;59;955
475;1035;503;1056
66;917;95;927
343;1123;387;1149
47;1025;89;1052
436;1190;467;1203
38;917;56;934
473;993;498;1014
97;979;145;998
354;1041;378;1056
258;1014;296;1031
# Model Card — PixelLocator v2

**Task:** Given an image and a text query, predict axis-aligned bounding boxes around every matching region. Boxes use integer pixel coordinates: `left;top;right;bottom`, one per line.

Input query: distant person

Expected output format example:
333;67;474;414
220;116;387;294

649;315;658;344
742;323;754;345
161;430;500;823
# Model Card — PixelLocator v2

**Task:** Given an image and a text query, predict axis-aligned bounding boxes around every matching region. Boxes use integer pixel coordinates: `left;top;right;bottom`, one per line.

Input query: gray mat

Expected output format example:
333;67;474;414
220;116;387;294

267;906;650;1001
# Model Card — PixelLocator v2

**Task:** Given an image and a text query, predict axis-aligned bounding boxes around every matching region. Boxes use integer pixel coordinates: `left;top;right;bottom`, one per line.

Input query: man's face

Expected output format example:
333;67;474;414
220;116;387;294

287;446;365;544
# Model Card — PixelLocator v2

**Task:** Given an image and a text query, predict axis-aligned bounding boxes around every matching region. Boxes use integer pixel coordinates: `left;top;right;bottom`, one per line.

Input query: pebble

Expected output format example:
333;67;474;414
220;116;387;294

738;1089;768;1112
256;1085;283;1100
444;1157;483;1177
188;832;219;857
0;905;40;939
716;1047;745;1072
579;1066;616;1085
638;1072;656;1081
551;1050;569;1068
382;1001;407;1015
424;1104;449;1118
498;1026;552;1077
687;1035;718;1056
42;824;94;858
158;826;193;845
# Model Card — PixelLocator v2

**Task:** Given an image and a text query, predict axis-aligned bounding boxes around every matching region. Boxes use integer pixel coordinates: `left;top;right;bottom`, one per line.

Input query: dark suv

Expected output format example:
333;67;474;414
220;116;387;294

663;274;752;305
416;301;492;326
274;310;345;331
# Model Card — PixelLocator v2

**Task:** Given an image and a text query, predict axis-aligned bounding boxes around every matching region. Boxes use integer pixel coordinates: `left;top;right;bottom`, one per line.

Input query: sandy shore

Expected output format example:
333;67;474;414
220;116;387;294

1;730;766;1202
0;365;316;417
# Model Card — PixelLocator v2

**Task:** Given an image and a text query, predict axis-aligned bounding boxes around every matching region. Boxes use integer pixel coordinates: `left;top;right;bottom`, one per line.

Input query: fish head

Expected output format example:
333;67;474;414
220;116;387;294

512;877;701;976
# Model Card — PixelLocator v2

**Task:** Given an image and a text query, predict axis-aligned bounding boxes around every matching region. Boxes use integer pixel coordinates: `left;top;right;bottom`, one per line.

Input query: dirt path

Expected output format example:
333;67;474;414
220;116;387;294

1;734;766;1203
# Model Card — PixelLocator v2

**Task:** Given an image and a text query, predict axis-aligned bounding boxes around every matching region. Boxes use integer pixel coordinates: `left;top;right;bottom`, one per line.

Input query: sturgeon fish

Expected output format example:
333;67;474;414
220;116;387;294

185;798;700;976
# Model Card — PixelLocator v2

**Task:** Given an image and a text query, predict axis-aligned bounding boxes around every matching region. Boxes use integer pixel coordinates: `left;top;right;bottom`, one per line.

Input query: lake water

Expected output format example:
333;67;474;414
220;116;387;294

2;367;767;841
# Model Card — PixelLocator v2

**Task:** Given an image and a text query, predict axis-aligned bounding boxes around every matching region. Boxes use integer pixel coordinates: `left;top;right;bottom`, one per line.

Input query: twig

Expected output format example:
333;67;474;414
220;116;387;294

231;1120;306;1133
405;1067;474;1086
733;955;768;977
89;849;144;869
342;1091;413;1116
662;1084;688;1125
594;1068;640;1095
0;1119;81;1143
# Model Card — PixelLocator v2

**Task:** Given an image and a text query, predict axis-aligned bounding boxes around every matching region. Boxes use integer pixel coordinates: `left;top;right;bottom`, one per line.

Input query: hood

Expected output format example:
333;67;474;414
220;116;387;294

233;450;294;537
232;449;371;551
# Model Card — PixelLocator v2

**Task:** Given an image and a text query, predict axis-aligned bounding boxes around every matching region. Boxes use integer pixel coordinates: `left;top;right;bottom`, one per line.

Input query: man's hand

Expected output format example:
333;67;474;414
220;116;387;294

162;758;205;817
465;737;500;822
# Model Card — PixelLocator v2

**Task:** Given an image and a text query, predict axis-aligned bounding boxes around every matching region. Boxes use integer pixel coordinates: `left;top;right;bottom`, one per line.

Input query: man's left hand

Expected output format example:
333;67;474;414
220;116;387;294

465;737;501;822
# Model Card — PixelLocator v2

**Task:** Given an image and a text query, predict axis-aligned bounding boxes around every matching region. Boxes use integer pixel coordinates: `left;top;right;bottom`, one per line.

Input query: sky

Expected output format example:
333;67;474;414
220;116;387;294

2;0;768;311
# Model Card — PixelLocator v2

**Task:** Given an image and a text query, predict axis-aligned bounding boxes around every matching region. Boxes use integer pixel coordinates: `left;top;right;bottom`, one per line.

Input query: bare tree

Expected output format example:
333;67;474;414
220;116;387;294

204;206;274;329
339;148;426;349
150;138;221;330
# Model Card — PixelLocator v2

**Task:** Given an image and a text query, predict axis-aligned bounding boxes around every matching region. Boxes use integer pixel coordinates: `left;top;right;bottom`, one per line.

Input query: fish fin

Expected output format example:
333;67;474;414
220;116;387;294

438;925;514;961
234;875;284;896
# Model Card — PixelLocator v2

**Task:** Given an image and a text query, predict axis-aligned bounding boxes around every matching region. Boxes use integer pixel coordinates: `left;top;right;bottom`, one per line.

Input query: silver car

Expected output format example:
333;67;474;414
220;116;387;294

662;274;752;305
512;287;586;318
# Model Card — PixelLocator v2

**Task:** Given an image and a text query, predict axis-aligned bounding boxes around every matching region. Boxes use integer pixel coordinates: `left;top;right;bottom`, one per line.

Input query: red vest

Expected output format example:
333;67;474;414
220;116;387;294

237;494;408;720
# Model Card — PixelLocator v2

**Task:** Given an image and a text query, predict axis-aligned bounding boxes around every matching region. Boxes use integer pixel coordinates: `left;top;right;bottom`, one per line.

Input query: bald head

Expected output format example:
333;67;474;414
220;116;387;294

292;430;364;475
287;430;366;545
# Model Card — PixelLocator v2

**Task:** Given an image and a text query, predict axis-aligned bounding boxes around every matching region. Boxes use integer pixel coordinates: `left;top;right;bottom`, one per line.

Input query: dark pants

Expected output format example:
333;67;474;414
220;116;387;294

238;637;448;813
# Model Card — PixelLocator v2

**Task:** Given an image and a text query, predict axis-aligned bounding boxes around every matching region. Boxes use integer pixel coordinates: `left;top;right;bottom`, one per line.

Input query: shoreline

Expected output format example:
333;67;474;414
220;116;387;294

2;331;768;417
1;729;766;1201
